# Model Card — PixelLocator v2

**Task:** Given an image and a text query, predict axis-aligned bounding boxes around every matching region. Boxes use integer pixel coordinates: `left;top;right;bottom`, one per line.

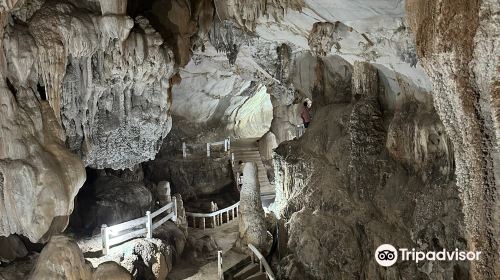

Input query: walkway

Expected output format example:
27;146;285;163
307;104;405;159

231;139;275;205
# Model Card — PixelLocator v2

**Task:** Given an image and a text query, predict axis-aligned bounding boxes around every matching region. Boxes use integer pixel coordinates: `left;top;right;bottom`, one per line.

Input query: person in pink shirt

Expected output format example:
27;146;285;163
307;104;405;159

300;101;312;128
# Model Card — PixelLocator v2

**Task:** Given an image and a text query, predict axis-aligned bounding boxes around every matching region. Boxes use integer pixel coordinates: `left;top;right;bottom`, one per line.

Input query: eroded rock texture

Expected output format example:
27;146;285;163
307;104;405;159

29;235;131;280
4;0;175;169
0;89;86;242
407;0;499;278
274;59;466;279
237;163;269;253
0;0;176;242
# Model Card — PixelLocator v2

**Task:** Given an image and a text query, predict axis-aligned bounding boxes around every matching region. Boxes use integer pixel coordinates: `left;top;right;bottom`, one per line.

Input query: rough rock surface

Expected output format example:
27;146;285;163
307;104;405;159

29;235;131;280
29;235;94;280
92;261;131;280
237;162;269;253
0;92;86;242
274;60;467;279
145;155;233;200
406;0;499;278
4;0;175;169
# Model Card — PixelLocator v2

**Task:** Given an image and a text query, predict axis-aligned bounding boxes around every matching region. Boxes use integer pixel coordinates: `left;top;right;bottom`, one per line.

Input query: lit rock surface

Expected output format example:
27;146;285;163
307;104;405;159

0;90;85;242
274;59;466;279
29;235;131;280
29;235;93;280
237;162;269;253
3;0;175;169
407;0;500;278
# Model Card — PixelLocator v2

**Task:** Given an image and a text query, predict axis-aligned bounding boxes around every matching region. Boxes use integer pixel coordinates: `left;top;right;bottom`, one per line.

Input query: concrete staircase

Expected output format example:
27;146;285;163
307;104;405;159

231;145;275;201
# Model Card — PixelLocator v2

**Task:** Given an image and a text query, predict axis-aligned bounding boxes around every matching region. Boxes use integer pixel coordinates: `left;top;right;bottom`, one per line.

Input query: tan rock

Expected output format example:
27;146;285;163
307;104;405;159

237;162;269;253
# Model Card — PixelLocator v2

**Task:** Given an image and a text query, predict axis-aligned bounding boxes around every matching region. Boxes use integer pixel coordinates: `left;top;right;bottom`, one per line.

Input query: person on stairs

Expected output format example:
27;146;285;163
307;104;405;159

301;101;312;128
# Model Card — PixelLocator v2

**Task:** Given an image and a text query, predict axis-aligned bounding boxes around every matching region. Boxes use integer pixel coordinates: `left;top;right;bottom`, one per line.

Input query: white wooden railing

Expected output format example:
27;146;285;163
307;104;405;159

101;197;178;255
185;201;240;229
248;244;275;280
182;137;231;158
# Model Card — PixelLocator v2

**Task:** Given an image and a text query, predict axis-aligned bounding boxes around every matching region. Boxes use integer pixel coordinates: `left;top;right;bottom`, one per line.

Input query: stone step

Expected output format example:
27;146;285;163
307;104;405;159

245;272;268;280
234;263;260;280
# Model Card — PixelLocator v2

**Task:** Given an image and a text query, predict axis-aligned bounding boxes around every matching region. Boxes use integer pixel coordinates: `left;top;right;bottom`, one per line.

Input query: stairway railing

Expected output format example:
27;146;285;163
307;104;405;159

248;244;275;280
101;196;177;255
182;137;231;158
185;201;240;229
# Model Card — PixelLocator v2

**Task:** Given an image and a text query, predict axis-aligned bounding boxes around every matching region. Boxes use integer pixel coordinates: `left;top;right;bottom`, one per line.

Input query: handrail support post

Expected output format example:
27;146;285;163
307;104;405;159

146;211;152;239
101;224;109;255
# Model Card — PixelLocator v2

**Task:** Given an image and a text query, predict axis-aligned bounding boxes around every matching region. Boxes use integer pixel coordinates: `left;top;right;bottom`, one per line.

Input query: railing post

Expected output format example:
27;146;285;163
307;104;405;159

232;208;235;220
218;250;223;280
231;153;235;166
101;224;109;255
224;139;228;152
182;142;187;158
202;217;206;229
227;137;231;150
172;196;178;222
146;211;152;239
207;143;211;157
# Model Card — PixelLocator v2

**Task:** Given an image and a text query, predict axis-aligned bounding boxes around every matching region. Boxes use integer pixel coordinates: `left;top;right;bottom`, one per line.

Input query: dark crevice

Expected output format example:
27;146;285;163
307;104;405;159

5;78;17;98
37;83;47;101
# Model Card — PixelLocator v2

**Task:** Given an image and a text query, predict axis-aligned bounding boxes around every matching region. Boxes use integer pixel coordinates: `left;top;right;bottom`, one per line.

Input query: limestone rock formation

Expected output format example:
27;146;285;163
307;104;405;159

120;238;174;280
213;0;304;31
29;235;131;280
92;262;131;280
145;155;233;200
274;59;466;279
0;90;86;242
237;162;269;253
3;0;175;170
406;1;499;278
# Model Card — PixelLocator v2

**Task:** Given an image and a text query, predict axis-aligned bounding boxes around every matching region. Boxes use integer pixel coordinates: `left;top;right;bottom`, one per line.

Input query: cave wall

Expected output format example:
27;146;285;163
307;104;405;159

0;0;176;241
4;0;175;169
274;58;466;279
406;0;499;278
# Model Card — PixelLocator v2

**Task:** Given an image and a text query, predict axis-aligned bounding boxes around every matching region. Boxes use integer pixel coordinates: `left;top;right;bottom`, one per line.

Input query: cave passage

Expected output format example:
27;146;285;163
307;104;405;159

0;1;497;280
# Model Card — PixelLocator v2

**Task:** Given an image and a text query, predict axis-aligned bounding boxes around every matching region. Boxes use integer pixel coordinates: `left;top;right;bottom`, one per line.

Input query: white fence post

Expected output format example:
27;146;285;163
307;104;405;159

146;211;152;239
101;224;109;255
224;139;228;152
182;142;187;158
231;153;235;166
207;143;211;157
227;137;231;150
218;250;223;280
172;196;178;222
